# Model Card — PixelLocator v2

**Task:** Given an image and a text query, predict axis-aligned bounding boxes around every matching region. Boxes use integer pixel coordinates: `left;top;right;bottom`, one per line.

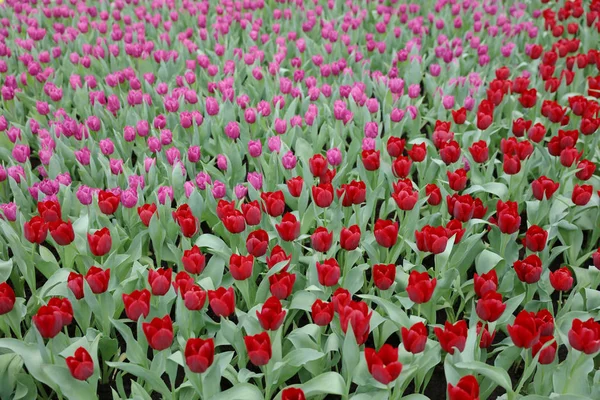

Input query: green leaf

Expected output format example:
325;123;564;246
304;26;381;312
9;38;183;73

195;234;232;258
42;365;97;400
299;371;346;397
282;348;324;367
342;326;360;382
209;383;264;400
455;361;513;393
106;362;171;398
0;258;12;282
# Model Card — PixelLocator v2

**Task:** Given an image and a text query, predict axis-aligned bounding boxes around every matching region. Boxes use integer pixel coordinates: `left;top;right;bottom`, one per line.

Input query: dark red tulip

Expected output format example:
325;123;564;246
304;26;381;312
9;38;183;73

568;318;600;354
575;160;596;180
286;176;304;198
261;191;285;217
23;216;48;244
87;227;112;257
407;142;427;162
532;335;557;364
309;154;328;178
425;184;442;206
222;209;246;233
142;315;174;351
503;154;521;175
373;219;398;248
311;299;334;326
365;344;402;385
281;388;306;400
452;108;467;125
406;271;436;304
33;305;64;339
256;296;286;331
337;180;366;206
593;248;600;270
311;227;333;253
572;184;593;206
445;220;465;243
208;287;236;317
316;258;340;287
434;320;468;354
496;200;521;234
0;282;16;315
312;183;334;208
85;266;110;294
47;297;73;327
122;289;151;321
524;225;548;252
473;270;498;298
392;179;418;210
447;194;475;222
275;213;300;242
439;141;461;165
137;203;157;227
415;225;448;254
448;375;479;400
401;322;428;354
392;155;412;178
182;245;206;275
98;190;120;215
340;301;372;345
181;284;206;311
332;287;352;314
534;309;555;336
229;254;254;281
266;245;291;271
246;229;269;257
513;118;532;137
148;268;172;296
185;338;214;373
468;140;488;163
340;225;361;251
49;220;75;246
373;264;396;290
531;176;560;200
241;200;262;226
507;310;540;348
476;291;506;322
244;332;272;366
549;267;573;292
477;322;496;349
361;150;380;171
514;255;543;284
386;137;406;157
37;200;61;223
66;347;94;381
173;204;198;238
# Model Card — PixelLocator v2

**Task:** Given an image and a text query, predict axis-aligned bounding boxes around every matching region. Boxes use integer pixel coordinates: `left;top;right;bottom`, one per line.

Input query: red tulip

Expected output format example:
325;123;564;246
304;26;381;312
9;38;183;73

513;118;532;137
47;297;74;327
593;248;600;270
447;194;475;222
468;141;488;163
182;245;206;275
572;184;593;206
316;258;340;287
222;209;246;233
137;203;157;227
514;255;542;284
87;227;112;257
496;200;521;234
549;267;574;291
452;108;467;125
340;225;361;251
392;179;418;210
387;137;406;157
336;180;366;206
98;190;120;215
312;183;334;208
361;150;380;171
531;176;560;200
445;220;465;243
173;204;198;238
181;284;207;311
261;191;285;217
281;388;306;400
523;225;547;252
477;322;496;349
448;375;479;400
401;322;428;354
311;227;333;252
0;282;16;315
142;315;174;351
476;291;506;322
373;219;398;248
392;156;412;178
244;332;272;366
311;299;334;326
527;123;546;143
425;184;442;206
246;229;269;257
241;200;262;226
85;266;110;294
434;320;468;354
49;220;75;246
37;200;62;223
502;154;521;175
66;347;94;380
575;159;596;180
532;335;557;364
275;213;300;241
415;225;448;254
256;296;286;330
148;268;172;296
407;142;427;162
406;271;437;304
33;305;64;339
365;344;402;385
122;289;151;321
568;318;600;354
507;310;540;348
266;245;291;271
518;88;537;108
439;141;461;165
534;309;555;336
332;287;352;314
473;270;498;298
373;264;396;290
208;287;236;317
339;301;372;345
23;216;48;244
286;176;304;198
309;154;328;178
447;169;468;191
185;338;214;373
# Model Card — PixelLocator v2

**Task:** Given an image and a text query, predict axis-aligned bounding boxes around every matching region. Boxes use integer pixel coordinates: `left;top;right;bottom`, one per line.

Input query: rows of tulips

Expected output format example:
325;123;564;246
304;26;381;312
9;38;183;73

0;0;600;399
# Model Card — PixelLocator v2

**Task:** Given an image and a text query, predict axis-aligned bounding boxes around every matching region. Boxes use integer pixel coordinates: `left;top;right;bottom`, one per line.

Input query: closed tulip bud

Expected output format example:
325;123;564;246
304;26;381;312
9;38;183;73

572;184;593;206
49;220;75;246
281;388;306;400
568;318;600;354
87;228;112;256
507;310;540;348
365;344;402;385
434;320;468;354
549;267;573;292
148;268;172;296
256;296;286;330
269;271;296;300
208;287;236;317
514;255;543;284
185;338;214;373
143;315;174;351
340;225;361;250
276;213;300;242
122;289;151;321
523;225;548;252
85;266;110;294
24;216;48;244
401;322;428;354
244;332;272;366
0;282;16;315
476;291;506;322
532;335;557;364
66;347;94;381
311;227;333;252
373;219;399;248
311;299;334;326
448;375;479;400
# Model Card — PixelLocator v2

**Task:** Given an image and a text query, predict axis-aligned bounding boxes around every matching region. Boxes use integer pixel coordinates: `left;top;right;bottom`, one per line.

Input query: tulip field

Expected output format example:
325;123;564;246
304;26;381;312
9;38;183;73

1;0;600;399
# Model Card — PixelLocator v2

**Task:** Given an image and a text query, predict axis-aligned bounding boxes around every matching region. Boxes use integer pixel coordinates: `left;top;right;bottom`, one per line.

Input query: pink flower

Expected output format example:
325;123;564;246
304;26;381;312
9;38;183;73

268;136;281;153
224;121;240;140
282;151;297;169
248;172;263;190
248;140;262;158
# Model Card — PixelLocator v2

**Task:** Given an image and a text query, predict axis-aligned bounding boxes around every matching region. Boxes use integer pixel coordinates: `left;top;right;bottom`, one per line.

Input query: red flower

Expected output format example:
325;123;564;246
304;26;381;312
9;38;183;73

476;291;506;322
181;284;206;311
173;204;198;238
502;154;521;175
261;191;285;217
407;142;427;162
559;148;582;167
241;201;262;226
256;296;286;330
222;209;246;233
137;203;157;227
415;225;448;254
496;200;521;234
340;225;361;251
514;255;543;284
392;179;418;210
477;322;496;349
337;180;366;206
401;322;428;354
507;310;540;348
445;220;465;243
332;287;352;314
518;88;537;108
439;141;461;165
406;271;437;303
122;289;151;321
65;347;94;381
208;287;236;317
143;315;174;351
361;150;380;171
148;268;172;296
49;220;75;246
365;344;402;385
182;245;206;275
340;301;372;345
447;194;475;222
373;264;396;290
392;156;412;178
98;190;120;215
534;309;555;336
593;248;600;270
47;297;73;326
513;118;532;137
246;229;269;257
275;213;300;241
286;176;304;198
531;176;560;200
216;200;236;220
468;141;488;163
568;318;600;354
572;184;593;206
373;219;398;248
425;184;442;206
452;108;467;125
312;183;334;208
266;245;291;270
229;254;254;281
316;258;340;287
549;267;573;291
527;123;546;143
311;227;333;252
524;225;548;252
185;338;214;373
311;299;334;326
386;137;406;157
87;227;112;257
33;305;65;339
434;320;468;354
37;200;61;223
23;216;48;244
244;332;272;366
309;154;328;178
473;270;498;298
575;160;596;180
85;266;110;294
448;375;479;400
281;388;306;400
0;282;15;315
532;336;557;364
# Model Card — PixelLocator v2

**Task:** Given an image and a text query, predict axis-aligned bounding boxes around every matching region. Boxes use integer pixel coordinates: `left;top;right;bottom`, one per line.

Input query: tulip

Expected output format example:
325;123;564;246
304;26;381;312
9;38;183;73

312;183;334;208
425;184;442;205
122;289;151;321
549;267;574;292
260;191;285;217
316;258;340;287
266;245;291;270
415;225;448;254
173;204;198;238
181;285;206;311
387;137;406;157
311;299;334;326
448;375;479;400
477;322;496;349
281;388;306;400
568;318;600;354
392;179;418;210
373;219;399;248
85;267;110;294
0;282;15;315
392;156;412;178
65;347;94;381
476;291;506;322
244;332;272;366
514;255;542;284
246;230;269;257
434;320;468;354
182;246;206;275
269;272;296;300
33;305;64;339
406;271;437;304
340;225;361;250
507;310;540;348
208;287;236;317
98;190;120;214
142;315;174;351
336;180;366;206
23;216;48;244
87;228;112;257
532;336;557;364
401;322;428;354
241;201;262;226
229;254;254;281
572;184;593;206
185;338;214;373
408;143;427;162
531;176;559;200
523;225;547;252
222;210;246;233
137;203;157;227
309;154;328;178
148;268;172;296
37;200;61;222
49;220;75;246
339;301;372;345
373;264;396;291
473;270;498;298
256;296;286;330
447;194;475;222
365;344;402;385
286;177;304;197
275;213;300;241
361;150;380;171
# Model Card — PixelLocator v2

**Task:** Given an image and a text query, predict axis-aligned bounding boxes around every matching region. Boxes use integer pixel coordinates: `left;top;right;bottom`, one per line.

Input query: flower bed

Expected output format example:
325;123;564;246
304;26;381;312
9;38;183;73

0;0;599;399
